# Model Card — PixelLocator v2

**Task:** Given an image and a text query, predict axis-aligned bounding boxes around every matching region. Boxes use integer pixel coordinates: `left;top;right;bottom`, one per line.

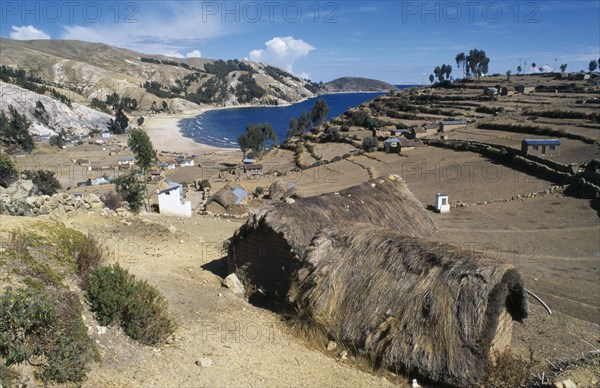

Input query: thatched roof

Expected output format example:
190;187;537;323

207;185;248;209
289;223;528;387
268;180;297;201
227;175;438;299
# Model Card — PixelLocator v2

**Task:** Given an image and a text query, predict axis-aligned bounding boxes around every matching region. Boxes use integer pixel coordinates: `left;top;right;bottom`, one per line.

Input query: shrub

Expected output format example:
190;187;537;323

0;287;97;383
77;234;105;288
0;152;18;188
86;264;174;345
120;279;175;345
255;186;264;195
198;179;211;191
362;136;379;152
112;172;145;212
23;170;61;195
86;264;133;326
100;190;123;210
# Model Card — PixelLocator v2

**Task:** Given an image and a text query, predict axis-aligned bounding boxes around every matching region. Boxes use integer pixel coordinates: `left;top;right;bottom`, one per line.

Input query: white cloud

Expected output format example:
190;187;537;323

186;50;202;58
60;3;228;55
249;36;315;74
10;25;51;40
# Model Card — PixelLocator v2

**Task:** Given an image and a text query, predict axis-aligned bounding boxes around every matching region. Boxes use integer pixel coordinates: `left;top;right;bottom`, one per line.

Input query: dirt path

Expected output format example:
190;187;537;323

60;213;400;387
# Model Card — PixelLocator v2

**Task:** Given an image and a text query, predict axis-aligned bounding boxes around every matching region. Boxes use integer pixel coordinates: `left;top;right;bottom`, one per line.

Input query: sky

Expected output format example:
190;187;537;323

1;1;599;84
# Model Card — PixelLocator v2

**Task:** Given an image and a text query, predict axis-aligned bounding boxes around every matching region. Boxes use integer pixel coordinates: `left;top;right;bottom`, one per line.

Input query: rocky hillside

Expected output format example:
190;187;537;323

0;81;112;136
322;77;397;92
0;38;319;111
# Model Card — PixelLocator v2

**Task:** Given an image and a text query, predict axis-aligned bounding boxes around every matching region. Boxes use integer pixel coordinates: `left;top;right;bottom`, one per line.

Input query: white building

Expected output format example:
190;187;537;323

180;159;195;167
118;157;135;166
157;181;192;217
434;193;450;213
101;131;112;139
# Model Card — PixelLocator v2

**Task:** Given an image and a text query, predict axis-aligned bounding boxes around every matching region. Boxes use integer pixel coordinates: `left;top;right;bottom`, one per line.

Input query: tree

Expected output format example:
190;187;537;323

137;116;145;126
34;101;49;126
589;60;598;73
455;52;466;78
310;99;329;126
466;49;490;79
108;109;129;135
112;172;145;212
444;64;452;80
0;106;34;152
506;70;512;82
237;122;277;157
23;170;61;195
517;65;522;74
429;74;434;84
560;64;568;73
531;63;537;72
49;134;66;148
127;128;156;173
434;66;443;83
0;151;18;188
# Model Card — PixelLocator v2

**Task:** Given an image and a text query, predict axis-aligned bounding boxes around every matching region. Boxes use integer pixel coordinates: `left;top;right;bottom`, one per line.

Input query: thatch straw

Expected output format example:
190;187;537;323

208;187;239;209
268;180;297;201
289;222;528;387
226;175;438;300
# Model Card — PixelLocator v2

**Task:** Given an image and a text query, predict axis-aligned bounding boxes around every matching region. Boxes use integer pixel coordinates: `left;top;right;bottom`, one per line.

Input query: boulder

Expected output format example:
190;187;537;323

222;273;245;295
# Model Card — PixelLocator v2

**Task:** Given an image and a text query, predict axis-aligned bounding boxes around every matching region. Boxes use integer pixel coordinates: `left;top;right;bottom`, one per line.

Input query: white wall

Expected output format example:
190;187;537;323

158;188;192;217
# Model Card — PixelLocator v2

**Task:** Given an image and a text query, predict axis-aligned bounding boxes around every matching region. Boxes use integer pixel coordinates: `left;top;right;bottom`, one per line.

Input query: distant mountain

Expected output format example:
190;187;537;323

0;38;319;113
322;77;397;93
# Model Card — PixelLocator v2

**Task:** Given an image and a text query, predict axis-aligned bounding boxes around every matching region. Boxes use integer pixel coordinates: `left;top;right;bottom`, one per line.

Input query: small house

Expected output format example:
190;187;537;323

483;87;498;96
118;157;135;166
572;73;590;81
90;177;109;186
439;120;467;133
101;131;112;139
158;162;176;171
243;158;257;165
180;159;195;167
243;164;263;177
383;137;401;153
434;193;450;213
157;180;192;217
516;85;535;94
39;134;51;142
521;139;560;156
500;86;515;96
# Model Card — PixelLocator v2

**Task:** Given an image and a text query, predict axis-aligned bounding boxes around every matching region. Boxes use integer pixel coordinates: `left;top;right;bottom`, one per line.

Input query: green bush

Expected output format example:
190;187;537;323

112;172;145;212
0;287;97;383
86;264;134;326
255;186;264;195
86;264;174;345
0;152;18;188
362;136;379;152
120;279;174;345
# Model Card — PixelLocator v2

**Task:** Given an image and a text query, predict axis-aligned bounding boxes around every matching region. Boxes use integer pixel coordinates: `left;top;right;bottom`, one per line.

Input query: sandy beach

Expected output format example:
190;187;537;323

144;107;234;154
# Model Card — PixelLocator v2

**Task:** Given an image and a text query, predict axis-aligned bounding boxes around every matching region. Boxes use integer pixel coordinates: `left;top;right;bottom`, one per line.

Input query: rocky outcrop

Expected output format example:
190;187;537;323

0;188;106;218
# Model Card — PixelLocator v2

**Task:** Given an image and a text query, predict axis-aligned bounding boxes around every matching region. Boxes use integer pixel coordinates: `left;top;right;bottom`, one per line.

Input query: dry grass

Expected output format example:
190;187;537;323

289;222;528;387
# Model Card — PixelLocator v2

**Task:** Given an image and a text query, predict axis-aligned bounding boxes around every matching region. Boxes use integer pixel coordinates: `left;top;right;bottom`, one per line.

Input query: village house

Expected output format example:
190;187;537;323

434;193;450;213
483;87;498;96
180;159;195;167
521;139;561;156
158;162;176;170
157;180;192;217
516;84;535;94
439;120;467;133
39;134;51;142
101;131;112;139
243;163;264;177
383;137;401;153
117;157;135;166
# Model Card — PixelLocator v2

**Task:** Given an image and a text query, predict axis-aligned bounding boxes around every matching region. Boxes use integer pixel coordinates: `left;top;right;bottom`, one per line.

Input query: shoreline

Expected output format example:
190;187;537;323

144;90;393;154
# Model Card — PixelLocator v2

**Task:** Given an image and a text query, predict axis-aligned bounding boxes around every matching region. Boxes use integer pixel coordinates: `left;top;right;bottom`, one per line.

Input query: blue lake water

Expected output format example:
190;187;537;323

179;87;413;148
